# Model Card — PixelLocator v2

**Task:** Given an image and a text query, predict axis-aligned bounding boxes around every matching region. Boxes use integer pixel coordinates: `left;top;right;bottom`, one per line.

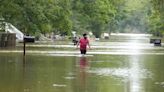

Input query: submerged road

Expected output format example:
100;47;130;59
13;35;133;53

0;33;164;92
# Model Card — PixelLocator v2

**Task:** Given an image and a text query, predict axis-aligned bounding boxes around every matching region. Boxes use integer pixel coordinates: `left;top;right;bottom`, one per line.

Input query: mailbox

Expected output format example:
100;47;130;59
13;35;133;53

154;39;161;46
24;36;35;43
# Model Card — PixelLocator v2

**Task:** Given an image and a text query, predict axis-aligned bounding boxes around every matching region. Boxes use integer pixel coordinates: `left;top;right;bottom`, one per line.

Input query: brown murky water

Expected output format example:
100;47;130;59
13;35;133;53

0;33;164;92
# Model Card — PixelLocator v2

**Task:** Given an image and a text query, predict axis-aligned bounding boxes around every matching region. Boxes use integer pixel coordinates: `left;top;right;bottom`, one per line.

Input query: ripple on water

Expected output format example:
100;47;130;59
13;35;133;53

87;68;153;79
155;82;164;87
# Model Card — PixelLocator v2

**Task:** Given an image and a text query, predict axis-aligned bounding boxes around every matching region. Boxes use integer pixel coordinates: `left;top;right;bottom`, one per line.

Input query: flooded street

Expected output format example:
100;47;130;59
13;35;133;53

0;33;164;92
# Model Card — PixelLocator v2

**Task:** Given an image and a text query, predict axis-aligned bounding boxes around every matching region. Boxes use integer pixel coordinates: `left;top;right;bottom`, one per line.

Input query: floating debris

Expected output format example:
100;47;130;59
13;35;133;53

24;89;30;92
154;81;164;87
64;76;75;80
160;82;164;85
52;84;66;87
155;82;160;85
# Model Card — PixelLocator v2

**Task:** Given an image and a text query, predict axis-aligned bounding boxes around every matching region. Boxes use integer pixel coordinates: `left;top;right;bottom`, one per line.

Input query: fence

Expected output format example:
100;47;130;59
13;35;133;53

0;33;16;47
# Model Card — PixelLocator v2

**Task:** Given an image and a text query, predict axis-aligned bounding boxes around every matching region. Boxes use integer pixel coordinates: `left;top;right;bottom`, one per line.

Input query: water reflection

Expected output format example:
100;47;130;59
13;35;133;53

128;39;142;92
77;56;89;92
129;55;142;92
88;35;154;92
79;56;89;69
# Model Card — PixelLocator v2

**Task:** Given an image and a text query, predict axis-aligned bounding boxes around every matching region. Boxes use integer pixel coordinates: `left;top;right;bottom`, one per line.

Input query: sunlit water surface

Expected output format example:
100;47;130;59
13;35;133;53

0;33;164;92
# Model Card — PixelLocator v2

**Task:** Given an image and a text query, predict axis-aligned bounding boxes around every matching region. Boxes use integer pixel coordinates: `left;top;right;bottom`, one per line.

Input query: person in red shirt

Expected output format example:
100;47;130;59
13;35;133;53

77;33;90;55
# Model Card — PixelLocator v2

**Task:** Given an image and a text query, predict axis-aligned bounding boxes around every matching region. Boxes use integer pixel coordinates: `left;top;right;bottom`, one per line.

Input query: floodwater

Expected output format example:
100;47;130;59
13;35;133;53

0;33;164;92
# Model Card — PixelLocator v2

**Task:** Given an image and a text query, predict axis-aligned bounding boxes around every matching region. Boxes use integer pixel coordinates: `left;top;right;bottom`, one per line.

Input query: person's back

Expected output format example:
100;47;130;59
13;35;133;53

79;38;89;50
77;33;90;54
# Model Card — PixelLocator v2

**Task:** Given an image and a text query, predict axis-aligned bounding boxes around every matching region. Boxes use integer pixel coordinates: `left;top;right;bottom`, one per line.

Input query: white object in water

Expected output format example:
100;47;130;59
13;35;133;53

104;33;109;37
95;38;100;41
53;84;66;87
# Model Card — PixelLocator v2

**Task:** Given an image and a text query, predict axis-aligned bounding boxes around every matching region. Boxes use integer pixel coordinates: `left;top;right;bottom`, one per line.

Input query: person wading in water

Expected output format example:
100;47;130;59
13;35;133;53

77;33;90;55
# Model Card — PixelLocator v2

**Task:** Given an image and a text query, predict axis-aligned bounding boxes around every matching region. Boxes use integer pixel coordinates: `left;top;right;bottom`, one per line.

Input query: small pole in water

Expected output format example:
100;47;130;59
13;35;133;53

23;36;26;66
23;37;26;56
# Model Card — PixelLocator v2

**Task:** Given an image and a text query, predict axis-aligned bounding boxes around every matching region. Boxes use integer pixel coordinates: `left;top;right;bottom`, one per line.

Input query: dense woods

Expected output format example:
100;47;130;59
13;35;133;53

0;0;163;37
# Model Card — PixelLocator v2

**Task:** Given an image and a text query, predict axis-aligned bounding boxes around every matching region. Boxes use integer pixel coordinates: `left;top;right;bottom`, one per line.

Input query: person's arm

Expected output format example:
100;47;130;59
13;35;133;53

88;43;91;49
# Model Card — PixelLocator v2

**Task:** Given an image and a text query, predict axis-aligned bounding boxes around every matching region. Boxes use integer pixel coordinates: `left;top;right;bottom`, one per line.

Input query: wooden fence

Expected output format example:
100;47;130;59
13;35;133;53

0;33;16;47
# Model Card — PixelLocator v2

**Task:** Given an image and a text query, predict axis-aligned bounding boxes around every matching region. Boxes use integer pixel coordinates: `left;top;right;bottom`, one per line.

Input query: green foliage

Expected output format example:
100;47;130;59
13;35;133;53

72;0;118;37
148;0;164;36
0;0;72;35
0;0;163;37
148;12;163;36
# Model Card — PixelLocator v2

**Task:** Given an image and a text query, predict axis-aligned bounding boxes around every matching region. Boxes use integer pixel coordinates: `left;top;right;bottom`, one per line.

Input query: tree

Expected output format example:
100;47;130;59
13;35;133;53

72;0;117;38
0;0;72;35
148;0;164;36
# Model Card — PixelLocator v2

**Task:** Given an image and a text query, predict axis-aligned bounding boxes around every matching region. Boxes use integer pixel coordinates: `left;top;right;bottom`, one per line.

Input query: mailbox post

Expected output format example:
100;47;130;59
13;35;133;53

23;36;35;56
23;36;26;56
